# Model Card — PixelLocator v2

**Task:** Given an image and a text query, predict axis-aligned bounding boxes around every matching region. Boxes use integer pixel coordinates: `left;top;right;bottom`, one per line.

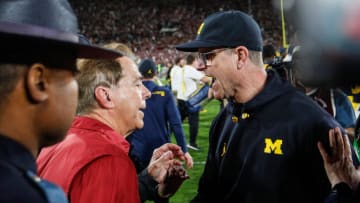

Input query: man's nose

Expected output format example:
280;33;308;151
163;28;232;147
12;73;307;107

142;84;151;99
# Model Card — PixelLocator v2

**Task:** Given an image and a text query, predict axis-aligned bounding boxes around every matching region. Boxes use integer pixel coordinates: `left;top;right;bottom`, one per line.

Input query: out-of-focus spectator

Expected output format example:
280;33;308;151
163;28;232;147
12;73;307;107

262;44;277;68
68;0;285;67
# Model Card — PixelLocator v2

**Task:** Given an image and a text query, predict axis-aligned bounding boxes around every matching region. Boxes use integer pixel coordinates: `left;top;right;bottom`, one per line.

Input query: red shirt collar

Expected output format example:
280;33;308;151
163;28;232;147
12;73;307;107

71;116;130;154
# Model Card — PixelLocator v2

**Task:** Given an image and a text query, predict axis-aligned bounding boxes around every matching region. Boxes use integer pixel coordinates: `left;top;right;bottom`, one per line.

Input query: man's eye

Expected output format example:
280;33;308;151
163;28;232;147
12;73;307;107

205;53;216;60
205;54;212;60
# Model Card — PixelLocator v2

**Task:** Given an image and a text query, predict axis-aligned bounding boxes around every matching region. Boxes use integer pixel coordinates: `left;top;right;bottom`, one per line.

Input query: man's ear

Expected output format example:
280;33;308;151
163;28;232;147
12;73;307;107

94;86;114;109
235;46;249;69
25;63;49;103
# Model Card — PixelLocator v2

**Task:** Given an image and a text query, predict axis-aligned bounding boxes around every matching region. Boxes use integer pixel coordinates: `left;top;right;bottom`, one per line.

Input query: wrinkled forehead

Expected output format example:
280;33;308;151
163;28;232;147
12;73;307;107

117;56;141;79
118;56;136;69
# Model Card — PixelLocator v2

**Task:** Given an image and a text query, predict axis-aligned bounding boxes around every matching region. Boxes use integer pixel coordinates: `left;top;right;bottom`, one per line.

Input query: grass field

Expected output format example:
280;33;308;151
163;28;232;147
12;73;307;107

146;99;221;203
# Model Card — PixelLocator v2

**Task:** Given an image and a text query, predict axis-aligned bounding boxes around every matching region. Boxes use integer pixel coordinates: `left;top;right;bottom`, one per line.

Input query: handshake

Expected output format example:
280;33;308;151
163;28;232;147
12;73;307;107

147;143;192;198
157;164;190;198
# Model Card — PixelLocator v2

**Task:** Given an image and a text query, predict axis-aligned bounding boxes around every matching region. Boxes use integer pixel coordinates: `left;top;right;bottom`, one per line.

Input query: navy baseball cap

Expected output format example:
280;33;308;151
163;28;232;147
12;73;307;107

176;10;263;52
139;59;157;78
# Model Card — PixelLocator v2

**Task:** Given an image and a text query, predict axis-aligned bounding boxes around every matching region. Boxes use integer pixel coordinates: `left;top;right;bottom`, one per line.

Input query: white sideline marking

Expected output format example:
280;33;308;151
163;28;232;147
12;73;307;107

193;161;206;165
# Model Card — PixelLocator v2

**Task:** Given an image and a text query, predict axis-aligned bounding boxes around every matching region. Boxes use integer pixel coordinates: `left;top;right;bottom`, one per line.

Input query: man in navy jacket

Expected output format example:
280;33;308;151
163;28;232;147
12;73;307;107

176;10;359;203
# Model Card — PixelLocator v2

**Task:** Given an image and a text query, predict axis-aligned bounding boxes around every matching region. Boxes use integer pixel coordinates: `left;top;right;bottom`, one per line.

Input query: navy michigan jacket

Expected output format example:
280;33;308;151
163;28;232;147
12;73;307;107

191;70;358;203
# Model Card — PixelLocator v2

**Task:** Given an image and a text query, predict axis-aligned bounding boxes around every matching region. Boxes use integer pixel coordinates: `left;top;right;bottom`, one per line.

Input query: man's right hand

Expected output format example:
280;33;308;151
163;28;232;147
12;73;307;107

147;143;185;183
157;165;190;198
317;127;360;190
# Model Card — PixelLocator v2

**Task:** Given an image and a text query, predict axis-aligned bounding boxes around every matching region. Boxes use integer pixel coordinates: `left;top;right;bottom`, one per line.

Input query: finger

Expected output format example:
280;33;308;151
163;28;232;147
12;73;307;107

171;167;176;176
181;172;190;179
334;127;344;159
153;144;174;157
156;152;174;183
177;167;186;176
158;169;168;184
151;148;163;162
184;154;194;169
329;128;336;151
186;159;193;169
317;141;330;162
157;143;185;160
329;128;339;158
151;143;180;161
171;148;185;161
343;131;353;163
159;143;181;153
148;151;177;184
183;173;190;179
154;151;174;171
171;159;183;166
165;144;185;159
160;151;174;162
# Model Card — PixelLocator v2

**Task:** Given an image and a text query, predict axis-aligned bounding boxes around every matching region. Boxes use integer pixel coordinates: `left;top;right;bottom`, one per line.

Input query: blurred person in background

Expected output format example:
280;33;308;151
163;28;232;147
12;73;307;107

170;56;186;99
177;54;212;151
0;0;120;202
291;47;356;140
297;1;360;201
262;44;277;69
164;59;174;90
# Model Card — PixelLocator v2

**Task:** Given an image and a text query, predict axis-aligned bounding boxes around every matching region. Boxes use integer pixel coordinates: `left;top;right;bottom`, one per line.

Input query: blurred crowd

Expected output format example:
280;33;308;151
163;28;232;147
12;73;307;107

69;0;286;65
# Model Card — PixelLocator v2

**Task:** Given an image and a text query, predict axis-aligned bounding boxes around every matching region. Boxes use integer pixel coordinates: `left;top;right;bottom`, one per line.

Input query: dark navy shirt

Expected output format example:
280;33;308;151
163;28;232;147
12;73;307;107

0;135;67;203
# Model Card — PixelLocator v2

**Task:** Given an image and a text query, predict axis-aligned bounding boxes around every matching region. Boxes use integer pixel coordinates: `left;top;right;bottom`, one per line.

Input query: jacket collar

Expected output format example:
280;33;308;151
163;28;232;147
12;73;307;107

0;135;36;173
71;116;130;154
228;69;293;115
142;80;157;92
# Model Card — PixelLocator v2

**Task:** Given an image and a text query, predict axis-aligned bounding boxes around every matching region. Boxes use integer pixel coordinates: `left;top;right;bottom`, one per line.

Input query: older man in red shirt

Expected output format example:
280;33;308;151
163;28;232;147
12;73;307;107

37;57;188;203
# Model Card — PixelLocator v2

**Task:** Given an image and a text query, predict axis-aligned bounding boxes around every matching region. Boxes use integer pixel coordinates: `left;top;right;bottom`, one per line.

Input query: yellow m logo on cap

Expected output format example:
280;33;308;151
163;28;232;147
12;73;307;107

231;116;238;123
197;22;204;35
351;85;360;94
264;138;283;155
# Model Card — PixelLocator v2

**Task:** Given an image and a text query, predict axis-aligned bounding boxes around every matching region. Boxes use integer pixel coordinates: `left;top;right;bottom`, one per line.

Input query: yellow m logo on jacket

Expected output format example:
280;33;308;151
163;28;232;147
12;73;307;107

264;138;283;155
152;91;165;96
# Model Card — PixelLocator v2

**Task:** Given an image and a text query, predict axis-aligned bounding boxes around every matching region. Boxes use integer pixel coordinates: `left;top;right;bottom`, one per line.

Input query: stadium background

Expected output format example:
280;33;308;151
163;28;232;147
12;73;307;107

69;0;293;66
68;1;290;202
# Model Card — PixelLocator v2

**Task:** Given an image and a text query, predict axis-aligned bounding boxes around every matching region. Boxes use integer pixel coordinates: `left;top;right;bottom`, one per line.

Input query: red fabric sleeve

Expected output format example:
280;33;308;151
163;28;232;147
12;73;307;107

69;155;140;203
